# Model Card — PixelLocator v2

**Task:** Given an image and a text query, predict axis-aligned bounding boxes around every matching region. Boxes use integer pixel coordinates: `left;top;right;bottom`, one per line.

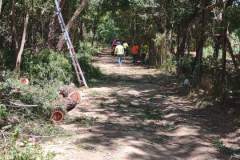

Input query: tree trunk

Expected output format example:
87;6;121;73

176;32;187;59
11;0;18;53
91;21;97;46
220;1;234;79
48;0;66;49
195;0;207;66
221;25;227;84
226;37;238;70
56;0;88;51
15;13;29;72
0;0;2;15
148;39;157;66
213;37;220;59
192;0;207;81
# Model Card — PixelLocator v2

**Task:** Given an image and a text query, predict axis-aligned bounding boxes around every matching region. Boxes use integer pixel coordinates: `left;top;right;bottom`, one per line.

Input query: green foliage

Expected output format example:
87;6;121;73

22;49;74;84
78;57;103;80
177;56;193;76
19;121;66;137
0;75;61;117
161;58;176;73
76;42;103;80
0;49;15;70
0;103;8;119
1;143;54;160
78;42;101;58
212;138;240;156
97;14;120;43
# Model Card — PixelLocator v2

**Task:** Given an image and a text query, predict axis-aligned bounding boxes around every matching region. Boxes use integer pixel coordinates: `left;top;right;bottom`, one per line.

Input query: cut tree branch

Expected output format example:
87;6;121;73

9;101;38;108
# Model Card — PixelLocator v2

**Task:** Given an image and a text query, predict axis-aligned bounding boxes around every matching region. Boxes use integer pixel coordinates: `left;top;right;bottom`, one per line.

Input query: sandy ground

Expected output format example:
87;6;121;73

42;49;240;160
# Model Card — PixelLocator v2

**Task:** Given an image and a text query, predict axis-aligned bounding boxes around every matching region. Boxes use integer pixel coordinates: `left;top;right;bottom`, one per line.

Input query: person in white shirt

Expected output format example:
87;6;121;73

114;42;125;66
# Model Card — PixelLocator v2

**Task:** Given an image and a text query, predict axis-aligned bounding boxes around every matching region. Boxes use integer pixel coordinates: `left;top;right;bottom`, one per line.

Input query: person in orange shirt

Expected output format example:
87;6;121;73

131;43;140;64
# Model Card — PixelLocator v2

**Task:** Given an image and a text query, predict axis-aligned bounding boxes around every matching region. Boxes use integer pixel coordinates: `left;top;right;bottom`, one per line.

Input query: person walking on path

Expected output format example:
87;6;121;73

114;42;125;66
131;43;140;64
123;41;129;56
111;39;120;55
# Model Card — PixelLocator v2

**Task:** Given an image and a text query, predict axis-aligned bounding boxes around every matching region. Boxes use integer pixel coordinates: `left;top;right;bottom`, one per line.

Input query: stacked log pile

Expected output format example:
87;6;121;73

50;84;82;123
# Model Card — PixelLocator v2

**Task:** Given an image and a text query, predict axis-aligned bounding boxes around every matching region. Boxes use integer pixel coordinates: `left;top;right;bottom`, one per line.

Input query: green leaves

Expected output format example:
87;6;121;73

0;103;8;119
22;49;74;84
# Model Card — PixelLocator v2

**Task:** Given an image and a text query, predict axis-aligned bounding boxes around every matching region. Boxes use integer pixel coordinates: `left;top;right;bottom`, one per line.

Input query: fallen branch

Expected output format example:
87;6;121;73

9;101;38;108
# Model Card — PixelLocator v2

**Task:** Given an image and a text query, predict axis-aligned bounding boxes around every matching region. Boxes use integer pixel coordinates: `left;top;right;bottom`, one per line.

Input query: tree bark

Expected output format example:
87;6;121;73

148;39;157;66
0;0;2;15
213;37;220;59
176;32;187;59
15;13;29;72
220;0;234;75
195;0;207;66
221;25;227;84
11;0;18;53
91;20;97;46
226;37;238;70
56;0;88;51
48;0;66;49
192;0;208;81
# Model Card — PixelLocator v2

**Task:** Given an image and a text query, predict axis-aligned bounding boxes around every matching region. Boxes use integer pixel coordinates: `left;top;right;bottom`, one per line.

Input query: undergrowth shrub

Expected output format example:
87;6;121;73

78;57;103;80
0;103;8;119
0;75;61;118
161;57;176;73
22;49;74;84
0;49;15;70
21;47;102;85
0;75;60;160
77;42;103;81
1;143;54;160
78;42;100;58
177;56;193;76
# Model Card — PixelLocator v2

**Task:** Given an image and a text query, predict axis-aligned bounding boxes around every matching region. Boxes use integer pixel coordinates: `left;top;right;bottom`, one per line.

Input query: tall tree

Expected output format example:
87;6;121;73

0;0;2;14
15;13;29;72
57;0;89;51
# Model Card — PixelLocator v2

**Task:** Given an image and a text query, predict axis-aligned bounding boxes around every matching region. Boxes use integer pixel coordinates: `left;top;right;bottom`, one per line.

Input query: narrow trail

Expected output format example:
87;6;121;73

43;49;239;160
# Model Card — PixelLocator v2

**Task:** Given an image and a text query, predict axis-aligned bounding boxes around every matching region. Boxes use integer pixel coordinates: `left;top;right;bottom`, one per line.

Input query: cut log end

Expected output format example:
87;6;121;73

50;108;65;123
20;78;29;85
68;91;82;103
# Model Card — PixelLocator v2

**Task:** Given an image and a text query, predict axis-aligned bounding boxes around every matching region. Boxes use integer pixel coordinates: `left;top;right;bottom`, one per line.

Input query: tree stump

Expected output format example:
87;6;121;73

58;85;76;97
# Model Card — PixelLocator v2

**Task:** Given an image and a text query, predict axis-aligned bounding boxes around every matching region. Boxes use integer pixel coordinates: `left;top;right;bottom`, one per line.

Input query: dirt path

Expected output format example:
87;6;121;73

43;49;239;160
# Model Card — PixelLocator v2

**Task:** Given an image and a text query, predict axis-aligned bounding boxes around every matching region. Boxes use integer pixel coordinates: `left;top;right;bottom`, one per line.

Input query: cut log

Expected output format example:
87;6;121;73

52;97;78;112
19;78;29;85
68;90;82;103
50;97;78;123
50;108;65;123
58;84;76;97
58;85;82;103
